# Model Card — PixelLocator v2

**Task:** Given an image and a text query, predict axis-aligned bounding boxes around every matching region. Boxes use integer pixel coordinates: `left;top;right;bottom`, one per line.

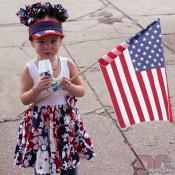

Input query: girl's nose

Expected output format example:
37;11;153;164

44;42;51;49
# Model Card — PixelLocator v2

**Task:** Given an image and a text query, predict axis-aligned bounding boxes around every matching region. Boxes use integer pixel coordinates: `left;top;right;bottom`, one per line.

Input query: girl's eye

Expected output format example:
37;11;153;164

51;40;58;44
37;40;44;44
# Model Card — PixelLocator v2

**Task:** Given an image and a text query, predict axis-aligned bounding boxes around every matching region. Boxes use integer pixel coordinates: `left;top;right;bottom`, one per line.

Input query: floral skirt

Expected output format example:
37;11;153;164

14;97;95;175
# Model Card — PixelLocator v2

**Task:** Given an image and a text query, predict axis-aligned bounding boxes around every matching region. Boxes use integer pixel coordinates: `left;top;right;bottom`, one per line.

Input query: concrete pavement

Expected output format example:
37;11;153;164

1;0;175;174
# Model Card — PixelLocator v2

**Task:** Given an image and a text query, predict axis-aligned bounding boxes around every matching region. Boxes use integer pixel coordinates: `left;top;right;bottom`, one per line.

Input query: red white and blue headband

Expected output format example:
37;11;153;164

29;20;64;39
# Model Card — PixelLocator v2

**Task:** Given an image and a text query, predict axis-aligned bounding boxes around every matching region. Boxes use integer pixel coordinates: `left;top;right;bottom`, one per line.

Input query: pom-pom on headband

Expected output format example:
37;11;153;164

16;2;69;27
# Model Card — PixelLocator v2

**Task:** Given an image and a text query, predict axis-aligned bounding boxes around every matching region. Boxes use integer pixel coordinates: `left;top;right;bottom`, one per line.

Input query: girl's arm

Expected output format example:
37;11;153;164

20;65;52;105
60;59;85;97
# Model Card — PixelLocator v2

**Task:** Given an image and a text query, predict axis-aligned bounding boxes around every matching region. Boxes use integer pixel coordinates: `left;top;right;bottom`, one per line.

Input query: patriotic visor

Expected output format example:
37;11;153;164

29;20;64;39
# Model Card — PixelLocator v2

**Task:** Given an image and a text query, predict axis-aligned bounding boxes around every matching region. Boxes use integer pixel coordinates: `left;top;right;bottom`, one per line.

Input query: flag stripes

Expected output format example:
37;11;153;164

100;61;126;128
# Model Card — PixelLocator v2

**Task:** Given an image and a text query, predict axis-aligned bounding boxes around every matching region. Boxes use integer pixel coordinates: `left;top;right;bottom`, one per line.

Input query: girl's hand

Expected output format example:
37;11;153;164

59;77;71;91
34;75;53;93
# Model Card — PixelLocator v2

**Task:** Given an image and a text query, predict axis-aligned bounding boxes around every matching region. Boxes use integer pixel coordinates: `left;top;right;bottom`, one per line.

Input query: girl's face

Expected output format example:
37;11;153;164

31;35;62;60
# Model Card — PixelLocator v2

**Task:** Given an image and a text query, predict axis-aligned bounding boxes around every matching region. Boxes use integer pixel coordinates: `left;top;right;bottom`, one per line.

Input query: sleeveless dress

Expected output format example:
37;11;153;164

14;57;95;175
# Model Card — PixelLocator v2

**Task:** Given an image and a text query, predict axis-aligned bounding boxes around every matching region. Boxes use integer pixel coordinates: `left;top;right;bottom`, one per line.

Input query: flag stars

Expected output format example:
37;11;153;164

143;37;147;41
140;57;144;61
154;30;158;34
145;60;149;64
135;54;139;57
140;43;144;47
154;44;157;48
137;62;141;66
160;58;164;62
137;48;141;52
130;50;133;54
143;65;146;69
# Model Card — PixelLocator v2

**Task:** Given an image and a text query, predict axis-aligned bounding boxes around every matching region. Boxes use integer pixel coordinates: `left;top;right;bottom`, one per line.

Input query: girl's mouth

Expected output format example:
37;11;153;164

44;52;51;55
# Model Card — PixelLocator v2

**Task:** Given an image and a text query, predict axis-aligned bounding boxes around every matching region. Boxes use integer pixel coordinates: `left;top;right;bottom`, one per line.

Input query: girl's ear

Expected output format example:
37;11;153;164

30;40;35;48
59;37;62;43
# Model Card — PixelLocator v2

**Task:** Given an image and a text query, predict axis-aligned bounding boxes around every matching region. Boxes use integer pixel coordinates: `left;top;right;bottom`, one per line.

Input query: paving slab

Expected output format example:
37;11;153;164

0;122;33;175
0;47;30;121
163;34;175;53
0;25;27;47
63;39;126;69
55;0;104;20
79;113;135;175
109;0;175;16
166;64;175;116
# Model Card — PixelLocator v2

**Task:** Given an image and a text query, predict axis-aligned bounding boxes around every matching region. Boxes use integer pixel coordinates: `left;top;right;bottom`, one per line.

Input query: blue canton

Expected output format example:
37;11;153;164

127;19;165;72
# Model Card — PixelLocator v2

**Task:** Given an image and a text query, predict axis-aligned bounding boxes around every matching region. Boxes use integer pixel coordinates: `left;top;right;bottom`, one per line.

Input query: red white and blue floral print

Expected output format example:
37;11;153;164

14;97;95;175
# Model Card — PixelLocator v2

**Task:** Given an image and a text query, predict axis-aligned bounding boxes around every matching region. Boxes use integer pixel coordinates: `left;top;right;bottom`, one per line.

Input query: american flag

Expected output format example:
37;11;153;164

98;19;173;128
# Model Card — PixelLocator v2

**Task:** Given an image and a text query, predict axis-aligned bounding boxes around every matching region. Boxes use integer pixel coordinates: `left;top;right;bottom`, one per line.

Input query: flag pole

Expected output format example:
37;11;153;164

16;61;98;119
71;61;98;80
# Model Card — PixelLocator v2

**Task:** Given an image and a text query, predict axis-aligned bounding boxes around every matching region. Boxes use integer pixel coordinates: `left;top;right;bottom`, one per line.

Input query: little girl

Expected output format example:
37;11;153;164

14;2;95;175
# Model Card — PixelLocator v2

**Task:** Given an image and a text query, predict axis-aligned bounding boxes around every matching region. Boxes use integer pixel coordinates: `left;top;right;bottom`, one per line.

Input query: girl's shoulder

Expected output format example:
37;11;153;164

59;56;76;70
22;59;36;79
60;56;71;62
26;59;36;68
21;62;34;88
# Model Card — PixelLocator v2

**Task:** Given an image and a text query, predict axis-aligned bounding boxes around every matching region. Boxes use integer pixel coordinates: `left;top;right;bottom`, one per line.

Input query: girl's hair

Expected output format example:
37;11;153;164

17;2;69;27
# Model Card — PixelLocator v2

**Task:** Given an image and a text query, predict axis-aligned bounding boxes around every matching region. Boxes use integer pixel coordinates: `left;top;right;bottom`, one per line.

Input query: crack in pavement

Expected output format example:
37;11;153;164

0;118;19;124
69;7;106;22
64;37;124;45
0;107;112;124
83;106;113;116
0;45;19;48
140;13;175;17
0;23;22;27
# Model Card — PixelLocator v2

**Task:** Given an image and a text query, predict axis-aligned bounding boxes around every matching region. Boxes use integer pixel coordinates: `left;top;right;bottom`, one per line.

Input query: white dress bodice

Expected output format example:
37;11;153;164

27;57;70;106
